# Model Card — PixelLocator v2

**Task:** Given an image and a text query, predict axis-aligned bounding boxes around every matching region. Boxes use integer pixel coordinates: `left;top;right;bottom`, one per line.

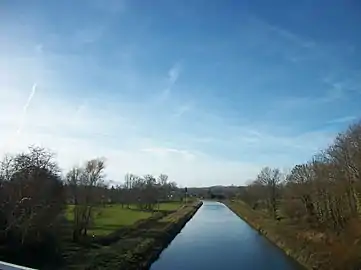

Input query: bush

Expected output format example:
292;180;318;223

0;147;66;266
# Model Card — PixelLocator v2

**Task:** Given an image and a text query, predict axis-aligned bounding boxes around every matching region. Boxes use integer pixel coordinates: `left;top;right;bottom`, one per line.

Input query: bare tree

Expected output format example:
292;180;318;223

123;173;136;208
0;147;65;244
287;164;316;221
66;158;106;241
158;174;169;202
256;167;282;219
143;174;158;210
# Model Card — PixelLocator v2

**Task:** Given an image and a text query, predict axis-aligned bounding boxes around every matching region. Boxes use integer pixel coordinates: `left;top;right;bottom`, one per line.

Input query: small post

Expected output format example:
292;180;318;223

185;187;188;204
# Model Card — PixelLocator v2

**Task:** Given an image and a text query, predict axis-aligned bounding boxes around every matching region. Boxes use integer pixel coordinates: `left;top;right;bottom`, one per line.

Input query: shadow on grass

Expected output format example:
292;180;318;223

91;211;169;246
0;204;194;270
91;224;125;232
125;208;176;214
63;202;202;270
0;216;73;270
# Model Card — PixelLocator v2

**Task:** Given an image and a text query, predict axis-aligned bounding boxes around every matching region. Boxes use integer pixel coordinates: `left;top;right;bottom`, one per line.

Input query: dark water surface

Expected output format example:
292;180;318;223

150;201;302;270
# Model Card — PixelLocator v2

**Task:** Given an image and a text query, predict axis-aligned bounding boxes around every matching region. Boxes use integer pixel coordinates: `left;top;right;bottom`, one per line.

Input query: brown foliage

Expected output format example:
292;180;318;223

239;120;361;268
0;146;65;245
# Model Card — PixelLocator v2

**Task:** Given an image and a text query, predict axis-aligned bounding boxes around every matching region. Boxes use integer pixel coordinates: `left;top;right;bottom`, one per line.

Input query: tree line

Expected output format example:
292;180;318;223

239;120;361;232
0;146;181;258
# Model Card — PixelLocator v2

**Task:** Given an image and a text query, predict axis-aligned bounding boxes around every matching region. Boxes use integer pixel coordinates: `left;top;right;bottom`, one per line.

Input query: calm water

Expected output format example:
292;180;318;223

150;201;302;270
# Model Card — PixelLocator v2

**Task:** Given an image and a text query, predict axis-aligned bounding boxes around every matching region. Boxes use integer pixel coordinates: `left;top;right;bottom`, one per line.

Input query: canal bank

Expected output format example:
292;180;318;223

225;200;361;270
151;201;302;270
64;201;203;270
136;201;203;270
225;201;312;270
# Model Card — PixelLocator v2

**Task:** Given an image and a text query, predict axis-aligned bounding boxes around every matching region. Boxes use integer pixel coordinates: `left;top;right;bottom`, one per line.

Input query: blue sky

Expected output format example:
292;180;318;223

0;0;360;186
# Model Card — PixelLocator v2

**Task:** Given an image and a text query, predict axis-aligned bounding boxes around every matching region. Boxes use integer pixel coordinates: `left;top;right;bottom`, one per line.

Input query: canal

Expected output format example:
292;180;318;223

150;201;302;270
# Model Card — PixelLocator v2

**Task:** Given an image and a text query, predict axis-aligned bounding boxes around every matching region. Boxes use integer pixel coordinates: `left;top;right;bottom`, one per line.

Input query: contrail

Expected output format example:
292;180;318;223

16;83;37;135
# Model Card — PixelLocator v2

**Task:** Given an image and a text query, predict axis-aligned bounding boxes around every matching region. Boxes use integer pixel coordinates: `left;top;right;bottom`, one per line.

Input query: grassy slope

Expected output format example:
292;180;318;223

0;202;187;269
226;200;361;270
64;201;202;270
65;202;182;236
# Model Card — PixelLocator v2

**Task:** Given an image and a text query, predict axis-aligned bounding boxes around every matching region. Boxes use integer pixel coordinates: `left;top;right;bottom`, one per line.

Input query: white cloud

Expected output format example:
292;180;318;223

1;12;347;189
0;116;262;187
327;116;357;124
158;63;182;102
244;14;316;53
73;26;105;45
173;103;192;117
16;83;37;135
277;72;361;110
168;63;181;85
220;126;334;156
141;147;196;161
323;73;361;97
0;57;259;187
266;22;316;49
0;81;336;187
274;83;351;110
0;71;295;187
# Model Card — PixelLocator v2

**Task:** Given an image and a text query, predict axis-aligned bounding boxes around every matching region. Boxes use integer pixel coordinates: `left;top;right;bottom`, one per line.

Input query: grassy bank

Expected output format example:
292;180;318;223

64;201;202;270
65;202;182;236
226;200;361;270
1;201;198;269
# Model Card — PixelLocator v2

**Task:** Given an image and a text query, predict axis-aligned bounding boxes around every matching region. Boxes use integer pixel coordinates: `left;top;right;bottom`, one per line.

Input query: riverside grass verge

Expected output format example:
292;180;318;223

65;201;203;270
225;200;312;269
225;200;361;270
65;202;183;236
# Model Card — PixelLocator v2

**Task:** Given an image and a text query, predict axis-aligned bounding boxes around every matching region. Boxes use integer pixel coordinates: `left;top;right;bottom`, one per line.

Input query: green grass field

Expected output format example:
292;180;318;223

64;201;201;269
65;202;183;236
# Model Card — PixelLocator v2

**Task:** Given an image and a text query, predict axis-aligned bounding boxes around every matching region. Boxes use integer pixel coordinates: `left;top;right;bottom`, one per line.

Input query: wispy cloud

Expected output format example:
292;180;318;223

246;14;316;50
274;82;351;111
219;125;334;153
141;147;196;161
159;63;182;101
0;75;339;186
16;83;37;135
266;22;316;49
1;0;359;187
71;100;88;127
168;63;181;84
327;116;357;124
173;102;192;117
323;73;361;96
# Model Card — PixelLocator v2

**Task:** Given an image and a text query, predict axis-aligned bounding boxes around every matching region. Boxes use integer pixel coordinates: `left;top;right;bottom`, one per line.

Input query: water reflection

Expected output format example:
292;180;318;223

150;201;302;270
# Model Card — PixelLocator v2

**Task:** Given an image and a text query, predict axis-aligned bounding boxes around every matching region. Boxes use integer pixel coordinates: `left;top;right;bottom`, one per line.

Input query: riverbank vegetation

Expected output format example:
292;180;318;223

233;120;361;270
64;202;182;236
63;201;201;270
0;146;197;269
